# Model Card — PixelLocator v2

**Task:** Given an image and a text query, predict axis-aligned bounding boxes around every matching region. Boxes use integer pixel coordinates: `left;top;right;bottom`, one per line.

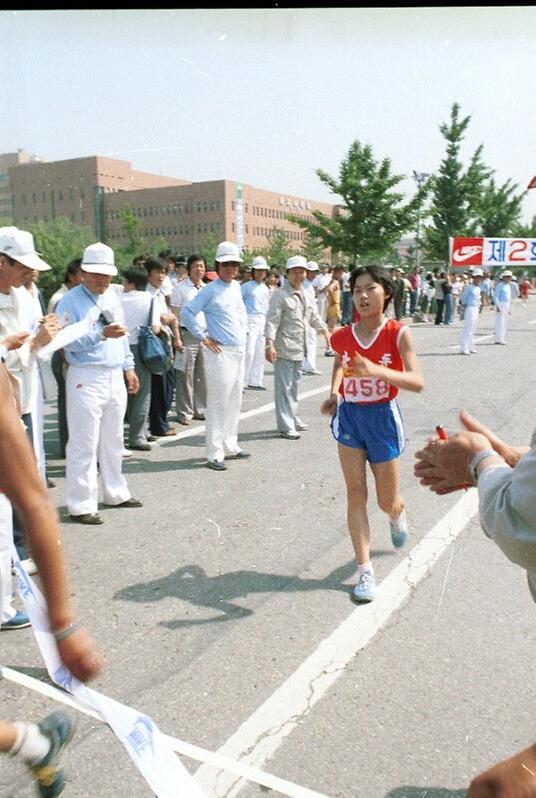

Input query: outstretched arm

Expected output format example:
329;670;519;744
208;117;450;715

0;365;102;682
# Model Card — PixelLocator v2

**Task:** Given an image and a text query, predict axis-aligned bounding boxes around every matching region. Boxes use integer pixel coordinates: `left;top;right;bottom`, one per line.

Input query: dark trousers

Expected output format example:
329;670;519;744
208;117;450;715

149;367;175;435
434;299;445;325
51;350;68;458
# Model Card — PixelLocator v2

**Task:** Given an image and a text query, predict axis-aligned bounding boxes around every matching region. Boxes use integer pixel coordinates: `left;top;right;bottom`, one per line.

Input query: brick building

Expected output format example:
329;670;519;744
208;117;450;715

8;154;335;255
9;155;187;239
0;149;46;222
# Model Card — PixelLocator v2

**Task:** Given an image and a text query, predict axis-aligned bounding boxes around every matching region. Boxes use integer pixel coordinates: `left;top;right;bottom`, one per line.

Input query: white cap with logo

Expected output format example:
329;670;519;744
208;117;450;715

0;227;50;271
81;242;118;276
286;255;308;272
215;241;243;263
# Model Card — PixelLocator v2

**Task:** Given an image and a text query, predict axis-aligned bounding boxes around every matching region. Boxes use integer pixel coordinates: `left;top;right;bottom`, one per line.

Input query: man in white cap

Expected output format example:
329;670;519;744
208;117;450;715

459;268;484;355
181;241;250;471
302;260;322;375
493;270;513;345
56;242;142;524
241;255;270;390
0;227;60;627
265;255;330;439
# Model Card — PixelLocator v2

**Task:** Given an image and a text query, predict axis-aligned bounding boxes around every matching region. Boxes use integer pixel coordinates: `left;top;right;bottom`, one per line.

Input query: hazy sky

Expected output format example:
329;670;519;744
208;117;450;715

4;7;536;224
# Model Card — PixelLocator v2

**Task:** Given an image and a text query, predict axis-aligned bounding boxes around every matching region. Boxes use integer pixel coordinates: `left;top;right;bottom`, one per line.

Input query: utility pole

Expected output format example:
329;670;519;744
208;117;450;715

412;171;430;269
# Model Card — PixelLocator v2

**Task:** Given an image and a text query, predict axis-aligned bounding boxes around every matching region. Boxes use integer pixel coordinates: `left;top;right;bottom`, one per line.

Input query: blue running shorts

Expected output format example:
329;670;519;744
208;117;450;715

330;399;405;463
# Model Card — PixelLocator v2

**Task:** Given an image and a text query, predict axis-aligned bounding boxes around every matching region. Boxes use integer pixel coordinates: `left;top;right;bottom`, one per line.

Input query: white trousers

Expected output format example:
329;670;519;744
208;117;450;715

494;302;510;343
66;366;130;515
461;306;479;353
316;294;327;322
244;314;266;388
0;494;15;623
203;347;245;462
302;326;318;372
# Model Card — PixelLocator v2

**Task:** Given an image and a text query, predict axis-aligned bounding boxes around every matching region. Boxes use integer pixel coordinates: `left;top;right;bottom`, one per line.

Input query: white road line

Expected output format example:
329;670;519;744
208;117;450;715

194;489;479;797
156;384;330;443
0;666;330;798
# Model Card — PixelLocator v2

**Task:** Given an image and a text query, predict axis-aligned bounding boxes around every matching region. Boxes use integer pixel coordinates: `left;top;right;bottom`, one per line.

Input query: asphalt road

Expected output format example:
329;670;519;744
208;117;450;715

1;299;535;798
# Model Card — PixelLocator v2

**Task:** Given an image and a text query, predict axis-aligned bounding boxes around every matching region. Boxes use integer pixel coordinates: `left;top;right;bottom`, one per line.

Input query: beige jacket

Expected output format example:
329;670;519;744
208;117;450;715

265;282;327;361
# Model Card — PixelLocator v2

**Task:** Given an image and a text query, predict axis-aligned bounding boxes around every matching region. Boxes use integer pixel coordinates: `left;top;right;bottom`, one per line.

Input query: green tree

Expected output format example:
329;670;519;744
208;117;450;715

513;215;536;238
423;103;493;263
287;140;426;266
477;177;526;237
30;217;94;301
300;229;325;263
200;233;220;268
261;226;292;268
112;206;148;272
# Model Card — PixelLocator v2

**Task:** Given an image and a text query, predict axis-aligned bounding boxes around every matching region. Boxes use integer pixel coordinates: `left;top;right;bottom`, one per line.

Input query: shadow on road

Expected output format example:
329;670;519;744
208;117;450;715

114;555;391;629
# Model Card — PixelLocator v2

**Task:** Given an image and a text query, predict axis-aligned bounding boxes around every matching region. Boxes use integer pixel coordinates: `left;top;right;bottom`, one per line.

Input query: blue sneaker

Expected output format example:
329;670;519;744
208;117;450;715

390;510;409;549
1;610;31;630
352;570;376;602
29;711;76;798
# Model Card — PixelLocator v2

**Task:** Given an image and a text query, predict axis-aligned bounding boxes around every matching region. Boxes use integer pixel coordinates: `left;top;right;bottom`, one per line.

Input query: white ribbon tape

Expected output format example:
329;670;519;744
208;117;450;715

11;548;206;798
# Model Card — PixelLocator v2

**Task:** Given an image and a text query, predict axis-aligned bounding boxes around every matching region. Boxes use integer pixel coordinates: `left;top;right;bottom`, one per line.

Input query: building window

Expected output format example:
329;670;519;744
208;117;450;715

32;193;37;204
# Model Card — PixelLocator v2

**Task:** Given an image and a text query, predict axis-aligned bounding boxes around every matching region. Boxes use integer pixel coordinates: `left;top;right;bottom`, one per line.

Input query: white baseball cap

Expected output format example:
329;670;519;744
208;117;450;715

81;242;117;276
501;270;513;278
0;227;50;271
306;260;319;271
215;241;243;263
251;255;268;271
471;268;484;277
286;255;308;272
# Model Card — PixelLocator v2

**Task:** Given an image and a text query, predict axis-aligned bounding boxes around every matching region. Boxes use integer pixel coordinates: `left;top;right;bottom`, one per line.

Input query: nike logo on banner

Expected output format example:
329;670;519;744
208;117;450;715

452;246;483;262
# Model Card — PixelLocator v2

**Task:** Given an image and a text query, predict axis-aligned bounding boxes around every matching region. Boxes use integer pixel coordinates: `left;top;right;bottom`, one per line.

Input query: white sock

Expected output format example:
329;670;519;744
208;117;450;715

9;722;50;765
358;562;373;575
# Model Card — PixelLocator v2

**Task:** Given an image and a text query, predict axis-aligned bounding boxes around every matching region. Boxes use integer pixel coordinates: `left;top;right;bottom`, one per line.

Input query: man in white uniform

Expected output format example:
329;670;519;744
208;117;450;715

241;255;270;390
302;261;322;375
181;241;249;471
459;268;483;355
0;227;58;626
56;243;142;525
494;269;513;345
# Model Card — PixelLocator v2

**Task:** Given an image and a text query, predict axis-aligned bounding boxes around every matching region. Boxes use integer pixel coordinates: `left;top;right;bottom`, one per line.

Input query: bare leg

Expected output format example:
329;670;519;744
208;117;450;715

0;720;17;752
338;444;370;564
370;457;405;521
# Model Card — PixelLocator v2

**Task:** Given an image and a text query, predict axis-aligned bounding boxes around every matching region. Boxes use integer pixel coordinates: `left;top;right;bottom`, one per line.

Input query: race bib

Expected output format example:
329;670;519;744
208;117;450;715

343;376;389;403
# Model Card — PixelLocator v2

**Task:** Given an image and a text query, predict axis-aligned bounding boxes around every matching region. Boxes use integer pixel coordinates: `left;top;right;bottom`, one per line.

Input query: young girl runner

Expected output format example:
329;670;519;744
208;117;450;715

321;265;424;602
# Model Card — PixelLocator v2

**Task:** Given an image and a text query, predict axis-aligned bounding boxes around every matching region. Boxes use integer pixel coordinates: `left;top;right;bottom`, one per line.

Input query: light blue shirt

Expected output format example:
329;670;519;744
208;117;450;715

241;280;270;316
494;281;512;305
182;278;247;347
56;285;134;370
460;284;481;308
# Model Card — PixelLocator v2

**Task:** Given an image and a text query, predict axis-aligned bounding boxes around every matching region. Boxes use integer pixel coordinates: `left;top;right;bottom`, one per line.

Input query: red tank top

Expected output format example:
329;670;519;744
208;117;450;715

331;318;406;404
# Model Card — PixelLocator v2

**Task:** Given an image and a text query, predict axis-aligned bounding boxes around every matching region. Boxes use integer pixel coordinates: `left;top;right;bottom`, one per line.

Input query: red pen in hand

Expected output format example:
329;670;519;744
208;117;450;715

435;425;472;489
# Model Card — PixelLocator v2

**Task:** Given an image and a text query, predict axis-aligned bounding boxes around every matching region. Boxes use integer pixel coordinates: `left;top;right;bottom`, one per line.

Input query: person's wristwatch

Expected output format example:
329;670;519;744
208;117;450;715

468;449;500;483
